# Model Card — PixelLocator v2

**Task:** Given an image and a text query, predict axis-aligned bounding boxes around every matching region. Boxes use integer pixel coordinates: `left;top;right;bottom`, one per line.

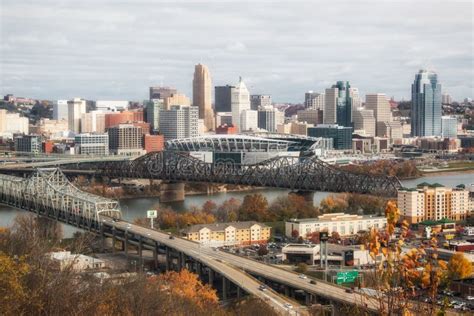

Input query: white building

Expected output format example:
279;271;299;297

67;98;86;133
441;116;458;138
146;99;164;132
81;111;106;133
53;100;69;121
48;251;105;271
95;100;129;112
74;133;109;155
4;113;29;135
257;106;283;132
285;213;387;238
241;109;258;131
231;77;251;132
304;91;325;109
159;105;199;140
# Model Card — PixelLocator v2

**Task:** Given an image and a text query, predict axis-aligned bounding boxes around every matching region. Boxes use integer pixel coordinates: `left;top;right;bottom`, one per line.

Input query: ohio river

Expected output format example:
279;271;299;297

1;172;473;236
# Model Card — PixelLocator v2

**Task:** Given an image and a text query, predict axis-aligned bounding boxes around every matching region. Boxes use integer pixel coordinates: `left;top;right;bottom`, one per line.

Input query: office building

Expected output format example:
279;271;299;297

231;77;251;132
324;87;337;124
14;135;42;153
378;121;403;142
304;91;325;109
285;213;387;238
442;93;452;105
159;105;199;140
349;87;361;109
108;124;145;156
163;93;191;110
149;86;177;100
48;251;105;272
257;106;284;132
144;134;164;153
215;85;234;112
53;100;69;121
74;133;109;155
67;98;86;133
398;184;470;224
277;121;314;136
334;81;352;127
183;221;271;246
81;111;106;133
296;109;322;125
411;70;442;137
353;109;376;137
215;124;238;134
3;113;29;135
365;93;392;137
241;109;258;131
104;110;144;129
146;99;164;132
441;116;457;138
34;119;69;138
193;64;214;131
215;112;233;126
250;95;272;110
0;109;6;133
95;100;129;112
308;124;352;150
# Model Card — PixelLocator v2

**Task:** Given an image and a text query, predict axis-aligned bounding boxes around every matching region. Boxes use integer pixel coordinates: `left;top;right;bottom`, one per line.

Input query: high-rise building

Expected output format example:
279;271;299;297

104;110;144;130
149;86;177;100
365;93;392;137
33;119;69;138
353;109;376;137
398;184;470;224
441;116;457;138
323;88;337;124
159;105;199;140
304;91;325;109
14;135;42;153
296;109;322;125
74;133;109;155
308;124;352;150
0;109;6;133
163;93;191;110
215;112;233;127
411;70;442;137
250;95;272;110
193;64;214;131
108;124;145;156
53;100;69;121
215;85;235;112
231;77;251;132
81;111;106;133
95;100;129;112
241;109;258;131
257;106;284;132
378;121;403;142
67;98;86;133
4;113;29;134
146;99;164;132
334;81;352;127
442;93;452;105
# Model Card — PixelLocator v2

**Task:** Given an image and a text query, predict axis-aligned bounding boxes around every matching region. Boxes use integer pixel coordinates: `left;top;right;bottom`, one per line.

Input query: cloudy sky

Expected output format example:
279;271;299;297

1;0;472;102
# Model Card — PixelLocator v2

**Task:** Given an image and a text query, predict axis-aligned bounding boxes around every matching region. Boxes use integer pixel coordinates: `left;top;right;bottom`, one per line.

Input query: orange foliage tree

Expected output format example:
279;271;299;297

448;252;473;280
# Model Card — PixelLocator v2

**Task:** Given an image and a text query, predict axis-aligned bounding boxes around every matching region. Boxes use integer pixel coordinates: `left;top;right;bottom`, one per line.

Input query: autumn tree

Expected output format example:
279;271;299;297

215;198;241;222
448;252;473;279
238;193;270;221
202;200;217;214
319;194;349;214
291;229;299;239
257;244;269;256
295;262;308;273
268;194;319;220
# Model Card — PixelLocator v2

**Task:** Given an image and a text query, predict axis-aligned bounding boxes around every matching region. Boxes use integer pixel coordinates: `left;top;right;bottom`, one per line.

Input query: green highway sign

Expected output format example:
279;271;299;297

336;270;359;284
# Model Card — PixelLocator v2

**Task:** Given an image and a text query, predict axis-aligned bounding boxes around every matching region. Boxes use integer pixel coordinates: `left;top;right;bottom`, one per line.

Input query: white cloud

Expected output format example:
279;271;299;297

0;0;472;102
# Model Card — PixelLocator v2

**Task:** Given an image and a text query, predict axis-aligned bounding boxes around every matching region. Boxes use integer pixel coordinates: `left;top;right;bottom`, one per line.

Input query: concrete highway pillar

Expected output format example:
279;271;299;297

284;285;290;297
237;286;242;299
222;277;228;300
177;252;184;270
165;247;171;271
305;293;313;306
208;269;215;285
160;182;185;203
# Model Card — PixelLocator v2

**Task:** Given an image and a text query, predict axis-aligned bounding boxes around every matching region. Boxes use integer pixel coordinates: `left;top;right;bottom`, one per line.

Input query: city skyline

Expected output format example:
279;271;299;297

1;0;472;102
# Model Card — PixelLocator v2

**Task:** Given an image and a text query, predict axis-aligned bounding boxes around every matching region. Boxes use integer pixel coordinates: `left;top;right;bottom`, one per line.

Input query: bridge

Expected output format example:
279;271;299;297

60;151;402;197
0;168;380;314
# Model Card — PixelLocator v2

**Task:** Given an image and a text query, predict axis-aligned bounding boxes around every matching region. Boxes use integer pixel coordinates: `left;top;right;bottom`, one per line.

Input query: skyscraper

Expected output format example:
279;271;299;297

411;70;442;137
305;91;325;109
149;86;177;100
334;81;352;127
257;106;284;132
159;105;199;140
353;109;376;137
67;98;86;133
365;93;392;137
193;64;214;131
215;85;235;112
231;77;251;132
323;88;337;124
146;99;164;132
53;100;68;121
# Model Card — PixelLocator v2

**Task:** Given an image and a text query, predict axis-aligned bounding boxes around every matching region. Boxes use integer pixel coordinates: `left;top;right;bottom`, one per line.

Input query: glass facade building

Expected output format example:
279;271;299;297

307;124;352;150
411;70;442;137
333;81;352;128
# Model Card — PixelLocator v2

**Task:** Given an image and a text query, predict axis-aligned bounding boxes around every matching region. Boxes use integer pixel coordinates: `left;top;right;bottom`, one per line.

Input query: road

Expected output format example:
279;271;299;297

108;218;303;315
0;156;129;169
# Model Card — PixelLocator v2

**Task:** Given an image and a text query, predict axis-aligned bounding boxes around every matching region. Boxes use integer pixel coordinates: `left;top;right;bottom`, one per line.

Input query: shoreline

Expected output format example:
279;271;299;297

420;169;474;177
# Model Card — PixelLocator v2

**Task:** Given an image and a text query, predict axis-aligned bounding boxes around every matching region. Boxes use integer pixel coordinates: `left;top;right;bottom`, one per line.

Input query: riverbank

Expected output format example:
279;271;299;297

420;168;474;177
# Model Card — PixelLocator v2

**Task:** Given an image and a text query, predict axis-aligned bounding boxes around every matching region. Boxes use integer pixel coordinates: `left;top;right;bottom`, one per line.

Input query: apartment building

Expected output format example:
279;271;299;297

398;183;470;224
183;221;271;245
285;213;387;238
108;124;145;156
74;133;109;155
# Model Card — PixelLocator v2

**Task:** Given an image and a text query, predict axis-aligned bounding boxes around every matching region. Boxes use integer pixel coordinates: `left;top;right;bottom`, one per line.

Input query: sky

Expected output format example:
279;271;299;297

0;0;473;103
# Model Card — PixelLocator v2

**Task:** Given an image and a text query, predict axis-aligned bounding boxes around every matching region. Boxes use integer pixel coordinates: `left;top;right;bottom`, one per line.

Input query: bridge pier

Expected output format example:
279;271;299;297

138;236;143;271
222;277;229;300
160;182;185;203
165;247;171;271
289;190;315;202
208;269;215;285
237;286;242;299
305;292;313;306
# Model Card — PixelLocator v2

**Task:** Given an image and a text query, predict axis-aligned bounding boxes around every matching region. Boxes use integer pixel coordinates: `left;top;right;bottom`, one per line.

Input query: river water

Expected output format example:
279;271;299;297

1;172;473;236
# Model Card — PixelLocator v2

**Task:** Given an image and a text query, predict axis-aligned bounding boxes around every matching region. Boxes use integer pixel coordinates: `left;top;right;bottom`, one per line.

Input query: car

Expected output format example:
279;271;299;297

466;296;474;301
298;274;307;279
283;303;293;309
259;285;267;291
345;288;354;293
169;235;174;240
310;280;317;285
